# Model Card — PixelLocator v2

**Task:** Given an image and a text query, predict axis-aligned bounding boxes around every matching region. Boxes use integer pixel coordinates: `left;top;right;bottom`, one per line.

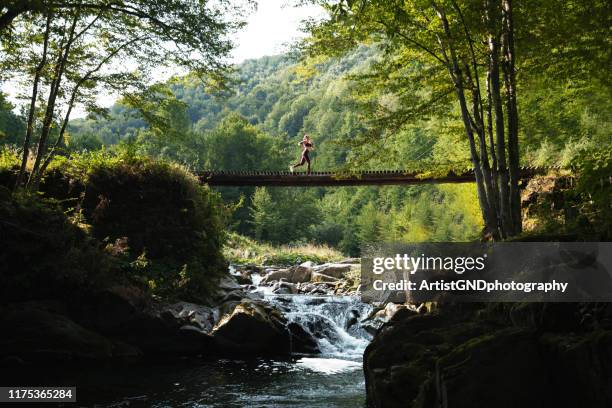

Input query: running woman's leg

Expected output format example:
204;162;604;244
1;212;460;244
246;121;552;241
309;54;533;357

293;155;307;168
305;153;311;174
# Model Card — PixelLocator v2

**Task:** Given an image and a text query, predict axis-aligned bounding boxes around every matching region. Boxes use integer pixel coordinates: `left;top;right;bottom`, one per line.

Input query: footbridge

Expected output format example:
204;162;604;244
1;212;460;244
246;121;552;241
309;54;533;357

199;167;551;187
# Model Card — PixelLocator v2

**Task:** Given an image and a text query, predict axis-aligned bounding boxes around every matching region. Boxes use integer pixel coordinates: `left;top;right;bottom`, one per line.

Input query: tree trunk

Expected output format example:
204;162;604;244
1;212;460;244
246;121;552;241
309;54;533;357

432;3;497;236
486;7;511;238
485;71;500;215
27;12;78;189
501;0;521;234
464;61;500;238
15;12;52;189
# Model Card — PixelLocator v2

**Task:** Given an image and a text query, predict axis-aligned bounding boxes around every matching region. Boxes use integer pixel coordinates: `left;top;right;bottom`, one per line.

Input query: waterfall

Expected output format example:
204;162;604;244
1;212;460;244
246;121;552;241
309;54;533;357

263;293;374;374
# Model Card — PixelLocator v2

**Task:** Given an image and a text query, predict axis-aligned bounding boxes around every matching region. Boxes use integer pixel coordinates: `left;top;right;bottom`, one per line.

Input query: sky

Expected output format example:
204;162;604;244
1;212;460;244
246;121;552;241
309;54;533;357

231;0;325;63
2;0;325;117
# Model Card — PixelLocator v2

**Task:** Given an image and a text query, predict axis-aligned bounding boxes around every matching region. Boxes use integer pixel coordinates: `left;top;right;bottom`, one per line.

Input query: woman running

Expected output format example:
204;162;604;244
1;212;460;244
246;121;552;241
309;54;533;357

290;134;314;174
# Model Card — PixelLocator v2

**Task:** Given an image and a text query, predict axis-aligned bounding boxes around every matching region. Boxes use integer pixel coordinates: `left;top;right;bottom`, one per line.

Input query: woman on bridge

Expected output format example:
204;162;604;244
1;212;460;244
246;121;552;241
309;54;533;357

290;134;314;174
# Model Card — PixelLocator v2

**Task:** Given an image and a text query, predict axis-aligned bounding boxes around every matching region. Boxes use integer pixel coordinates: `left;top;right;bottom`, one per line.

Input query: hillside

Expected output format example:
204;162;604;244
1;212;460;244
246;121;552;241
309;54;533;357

3;43;609;254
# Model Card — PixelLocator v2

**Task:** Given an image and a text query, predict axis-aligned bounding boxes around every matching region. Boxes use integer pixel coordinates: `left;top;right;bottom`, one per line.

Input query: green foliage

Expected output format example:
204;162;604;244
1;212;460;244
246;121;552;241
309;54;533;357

568;146;612;239
0;189;120;303
2;148;229;303
250;187;321;244
202;113;280;170
0;145;19;170
55;15;611;248
0;92;25;146
521;147;611;241
64;152;228;302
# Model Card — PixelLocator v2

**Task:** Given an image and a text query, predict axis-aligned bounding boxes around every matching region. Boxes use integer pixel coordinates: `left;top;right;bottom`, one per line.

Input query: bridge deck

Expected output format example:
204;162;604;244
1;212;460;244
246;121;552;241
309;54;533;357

199;168;546;187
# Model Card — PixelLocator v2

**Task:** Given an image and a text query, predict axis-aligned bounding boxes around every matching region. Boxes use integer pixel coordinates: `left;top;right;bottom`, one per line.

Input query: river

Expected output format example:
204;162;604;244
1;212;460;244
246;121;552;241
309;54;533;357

14;292;374;407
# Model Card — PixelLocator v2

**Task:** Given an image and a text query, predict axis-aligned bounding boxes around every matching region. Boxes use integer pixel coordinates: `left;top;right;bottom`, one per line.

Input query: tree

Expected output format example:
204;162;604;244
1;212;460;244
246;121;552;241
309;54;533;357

203;113;278;171
301;0;609;239
0;92;26;145
1;0;254;189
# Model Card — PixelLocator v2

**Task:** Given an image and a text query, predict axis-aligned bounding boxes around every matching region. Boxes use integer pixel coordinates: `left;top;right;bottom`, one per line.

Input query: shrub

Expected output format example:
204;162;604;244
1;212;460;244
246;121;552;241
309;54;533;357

1;148;229;303
60;151;228;302
568;146;612;239
0;189;119;303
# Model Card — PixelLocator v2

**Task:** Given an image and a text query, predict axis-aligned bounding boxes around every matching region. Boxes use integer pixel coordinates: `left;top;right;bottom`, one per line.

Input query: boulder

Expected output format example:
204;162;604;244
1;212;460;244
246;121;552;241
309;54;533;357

313;263;351;279
287;322;320;354
272;281;298;295
364;310;495;408
211;275;246;303
211;299;322;355
80;285;149;333
289;264;312;282
212;300;291;354
418;329;551;408
0;303;140;364
261;265;312;284
311;271;339;284
260;269;292;285
218;275;242;291
234;272;252;285
104;301;216;356
364;304;612;408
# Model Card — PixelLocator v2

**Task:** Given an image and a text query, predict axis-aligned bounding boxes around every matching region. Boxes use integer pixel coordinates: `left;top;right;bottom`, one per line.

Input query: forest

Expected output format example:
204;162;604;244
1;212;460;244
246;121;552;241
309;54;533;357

0;1;611;407
2;16;609;254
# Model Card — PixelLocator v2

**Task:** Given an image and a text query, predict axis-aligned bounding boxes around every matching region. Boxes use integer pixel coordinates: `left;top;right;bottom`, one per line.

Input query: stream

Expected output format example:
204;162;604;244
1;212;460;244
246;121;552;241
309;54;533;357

15;289;374;407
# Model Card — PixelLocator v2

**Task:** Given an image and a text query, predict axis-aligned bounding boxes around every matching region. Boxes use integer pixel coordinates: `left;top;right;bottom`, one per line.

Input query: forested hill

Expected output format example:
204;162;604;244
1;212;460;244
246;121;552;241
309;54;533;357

66;39;610;174
2;39;609;254
67;45;380;170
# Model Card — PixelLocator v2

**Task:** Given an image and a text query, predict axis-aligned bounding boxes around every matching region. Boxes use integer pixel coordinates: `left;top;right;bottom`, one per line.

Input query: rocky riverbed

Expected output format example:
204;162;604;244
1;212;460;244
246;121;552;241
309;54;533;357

1;259;399;407
0;259;394;365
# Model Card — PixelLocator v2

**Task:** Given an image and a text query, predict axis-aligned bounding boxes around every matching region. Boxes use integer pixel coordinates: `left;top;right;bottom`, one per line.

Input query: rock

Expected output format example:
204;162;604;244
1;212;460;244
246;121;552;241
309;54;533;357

220;289;248;303
311;271;339;284
243;264;263;273
538;330;612;407
211;275;246;304
85;285;149;333
0;303;141;364
272;281;298;295
289;264;312;282
337;258;361;264
260;269;292;285
300;261;316;268
218;275;242;291
298;283;316;293
212;300;291;354
313;263;351;279
235;272;252;285
376;303;407;321
415;329;552;408
364;304;612;408
364;310;495;408
107;302;216;356
287;322;320;354
261;265;312;284
244;291;264;300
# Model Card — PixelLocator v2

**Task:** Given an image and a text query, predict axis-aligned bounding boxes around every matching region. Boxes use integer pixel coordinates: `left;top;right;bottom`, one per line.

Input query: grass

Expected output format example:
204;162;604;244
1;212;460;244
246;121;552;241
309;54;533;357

224;232;345;266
